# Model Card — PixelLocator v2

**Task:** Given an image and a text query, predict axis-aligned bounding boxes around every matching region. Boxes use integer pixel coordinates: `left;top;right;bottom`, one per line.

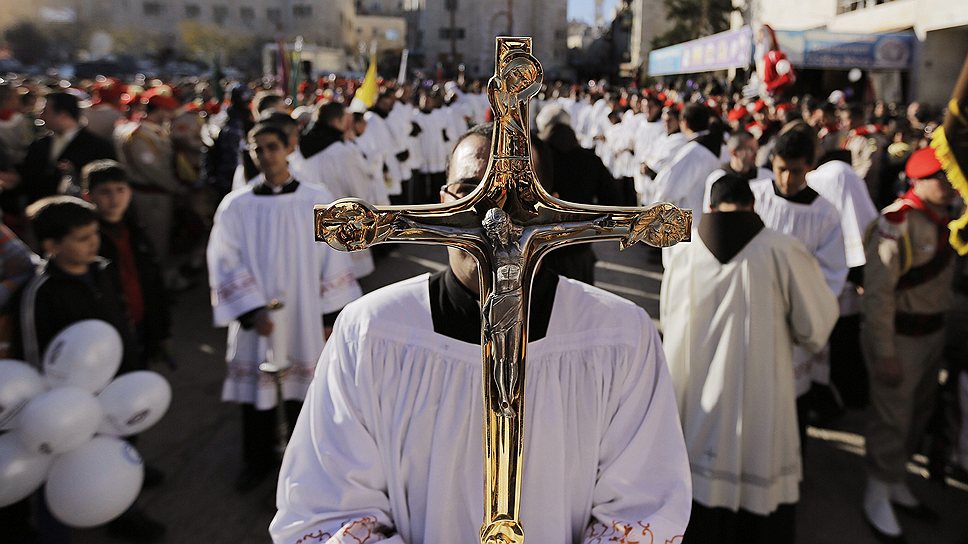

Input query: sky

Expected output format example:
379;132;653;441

567;0;619;25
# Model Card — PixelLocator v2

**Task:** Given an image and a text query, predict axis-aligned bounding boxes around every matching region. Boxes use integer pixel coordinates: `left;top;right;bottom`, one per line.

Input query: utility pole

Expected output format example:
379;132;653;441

446;0;457;73
507;0;514;35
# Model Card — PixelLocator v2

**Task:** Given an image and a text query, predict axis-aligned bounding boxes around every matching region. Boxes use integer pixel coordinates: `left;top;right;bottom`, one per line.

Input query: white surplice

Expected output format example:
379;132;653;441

632;119;666;201
301;141;383;277
360;112;405;196
660;227;838;515
807;160;879;270
271;275;691;544
748;178;847;392
700;166;775;211
207;182;362;409
653;139;722;266
807;160;879;319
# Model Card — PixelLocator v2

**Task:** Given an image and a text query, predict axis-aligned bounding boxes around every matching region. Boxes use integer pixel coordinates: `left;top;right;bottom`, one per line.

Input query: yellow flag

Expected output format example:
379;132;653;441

351;50;378;112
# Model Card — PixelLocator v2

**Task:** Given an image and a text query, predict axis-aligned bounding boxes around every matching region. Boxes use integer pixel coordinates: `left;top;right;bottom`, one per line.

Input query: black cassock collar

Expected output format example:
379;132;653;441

252;178;299;195
428;267;559;344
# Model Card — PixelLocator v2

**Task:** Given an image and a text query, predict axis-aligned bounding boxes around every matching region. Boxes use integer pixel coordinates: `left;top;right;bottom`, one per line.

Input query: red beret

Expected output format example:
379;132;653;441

905;147;943;180
141;86;180;110
727;107;747;122
752;99;767;113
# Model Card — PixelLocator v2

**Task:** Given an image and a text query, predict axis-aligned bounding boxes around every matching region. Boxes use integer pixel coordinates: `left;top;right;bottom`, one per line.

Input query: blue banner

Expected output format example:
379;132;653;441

774;29;915;70
648;27;753;76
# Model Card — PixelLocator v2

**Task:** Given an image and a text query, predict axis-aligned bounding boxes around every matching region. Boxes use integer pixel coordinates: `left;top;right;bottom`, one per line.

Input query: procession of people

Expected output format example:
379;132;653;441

0;37;966;544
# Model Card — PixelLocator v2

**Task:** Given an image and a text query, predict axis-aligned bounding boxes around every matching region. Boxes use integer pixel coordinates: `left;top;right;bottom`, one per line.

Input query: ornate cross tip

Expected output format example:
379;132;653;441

315;199;385;251
621;204;693;251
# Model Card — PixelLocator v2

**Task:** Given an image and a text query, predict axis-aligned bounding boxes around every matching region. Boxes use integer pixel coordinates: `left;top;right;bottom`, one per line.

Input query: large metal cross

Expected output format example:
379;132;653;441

315;36;692;544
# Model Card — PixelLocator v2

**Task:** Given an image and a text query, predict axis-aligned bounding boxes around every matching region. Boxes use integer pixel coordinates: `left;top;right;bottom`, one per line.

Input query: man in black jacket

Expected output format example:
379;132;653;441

13;92;115;209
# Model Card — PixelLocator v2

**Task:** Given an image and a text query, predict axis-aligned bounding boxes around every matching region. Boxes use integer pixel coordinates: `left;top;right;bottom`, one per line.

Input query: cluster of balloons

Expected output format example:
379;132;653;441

0;320;171;527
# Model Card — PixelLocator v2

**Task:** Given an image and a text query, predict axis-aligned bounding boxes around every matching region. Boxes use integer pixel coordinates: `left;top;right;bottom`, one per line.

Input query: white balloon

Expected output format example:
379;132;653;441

848;68;863;82
0;360;46;430
18;387;102;455
776;59;792;76
43;320;122;393
45;436;143;528
0;432;53;507
97;371;172;437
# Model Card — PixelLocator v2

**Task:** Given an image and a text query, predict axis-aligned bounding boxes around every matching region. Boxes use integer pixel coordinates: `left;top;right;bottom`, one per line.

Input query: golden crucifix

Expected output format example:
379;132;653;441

315;37;692;544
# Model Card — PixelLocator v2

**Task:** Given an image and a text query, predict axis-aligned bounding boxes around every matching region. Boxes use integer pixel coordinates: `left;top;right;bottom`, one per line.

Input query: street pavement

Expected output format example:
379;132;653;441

74;241;967;544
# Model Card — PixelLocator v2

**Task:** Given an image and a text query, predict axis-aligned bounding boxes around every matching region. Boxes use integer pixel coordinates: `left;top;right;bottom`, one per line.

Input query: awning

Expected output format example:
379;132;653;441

774;29;915;71
648;27;753;76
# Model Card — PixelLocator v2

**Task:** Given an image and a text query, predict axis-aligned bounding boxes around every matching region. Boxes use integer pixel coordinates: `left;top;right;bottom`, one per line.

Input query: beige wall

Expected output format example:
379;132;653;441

414;0;568;78
629;0;671;73
916;26;968;106
3;0;359;53
355;14;407;51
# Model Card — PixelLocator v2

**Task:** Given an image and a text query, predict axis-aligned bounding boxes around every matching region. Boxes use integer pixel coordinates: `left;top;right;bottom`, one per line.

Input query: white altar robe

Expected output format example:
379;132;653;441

360;112;405;196
660;228;838;515
413;108;454;174
207;182;361;409
749;178;847;392
632;119;666;201
807;160;878;270
271;275;691;544
653;140;722;266
700;167;775;211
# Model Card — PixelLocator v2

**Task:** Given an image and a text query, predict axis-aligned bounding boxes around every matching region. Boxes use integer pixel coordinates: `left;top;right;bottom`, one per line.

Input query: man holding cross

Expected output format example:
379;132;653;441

270;119;691;543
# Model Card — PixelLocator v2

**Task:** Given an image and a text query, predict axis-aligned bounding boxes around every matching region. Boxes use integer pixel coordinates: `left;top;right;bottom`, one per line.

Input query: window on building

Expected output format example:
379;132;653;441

143;1;163;16
267;7;281;24
240;6;254;22
439;28;465;40
213;5;228;24
184;4;200;18
293;4;313;18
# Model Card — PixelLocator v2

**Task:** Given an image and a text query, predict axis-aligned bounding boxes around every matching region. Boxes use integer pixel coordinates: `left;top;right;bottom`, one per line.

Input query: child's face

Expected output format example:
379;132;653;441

49;222;100;267
89;181;132;223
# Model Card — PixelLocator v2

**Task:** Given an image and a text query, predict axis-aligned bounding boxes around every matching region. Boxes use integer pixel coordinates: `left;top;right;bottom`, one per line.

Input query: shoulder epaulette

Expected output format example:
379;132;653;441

882;199;914;224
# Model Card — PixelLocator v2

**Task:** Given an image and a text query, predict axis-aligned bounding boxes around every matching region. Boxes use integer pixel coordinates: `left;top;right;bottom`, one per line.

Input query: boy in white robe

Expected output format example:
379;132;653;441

749;127;847;412
207;122;361;492
661;174;838;544
271;123;692;544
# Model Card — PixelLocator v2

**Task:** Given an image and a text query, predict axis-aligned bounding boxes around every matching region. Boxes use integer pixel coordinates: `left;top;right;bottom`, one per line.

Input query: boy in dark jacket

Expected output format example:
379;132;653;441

13;196;165;542
82;160;171;368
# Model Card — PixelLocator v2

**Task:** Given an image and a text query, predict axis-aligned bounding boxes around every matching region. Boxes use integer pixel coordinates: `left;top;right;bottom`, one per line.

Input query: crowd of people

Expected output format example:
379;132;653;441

0;58;965;543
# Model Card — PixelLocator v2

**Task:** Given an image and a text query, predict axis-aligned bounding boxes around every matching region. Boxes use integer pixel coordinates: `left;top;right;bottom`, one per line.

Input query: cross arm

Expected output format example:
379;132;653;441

315;198;489;258
526;201;693;253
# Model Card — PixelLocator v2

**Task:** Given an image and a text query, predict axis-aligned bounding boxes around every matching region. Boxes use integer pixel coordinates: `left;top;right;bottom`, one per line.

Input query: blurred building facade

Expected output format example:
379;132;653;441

398;0;569;80
744;0;968;105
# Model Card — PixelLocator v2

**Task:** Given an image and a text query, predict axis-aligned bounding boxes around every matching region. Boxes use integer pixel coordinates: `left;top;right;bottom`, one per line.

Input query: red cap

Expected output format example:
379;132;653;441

752;99;767;113
727;107;747;122
92;78;125;105
905;147;943;180
141;86;180;110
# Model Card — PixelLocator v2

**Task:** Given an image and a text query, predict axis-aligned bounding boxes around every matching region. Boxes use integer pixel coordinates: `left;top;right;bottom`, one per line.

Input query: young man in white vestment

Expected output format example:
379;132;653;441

660;174;839;544
745;126;848;426
207;123;362;493
270;123;692;544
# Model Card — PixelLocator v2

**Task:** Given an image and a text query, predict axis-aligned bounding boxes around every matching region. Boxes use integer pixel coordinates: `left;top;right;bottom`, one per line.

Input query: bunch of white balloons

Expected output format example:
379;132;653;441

0;320;171;527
